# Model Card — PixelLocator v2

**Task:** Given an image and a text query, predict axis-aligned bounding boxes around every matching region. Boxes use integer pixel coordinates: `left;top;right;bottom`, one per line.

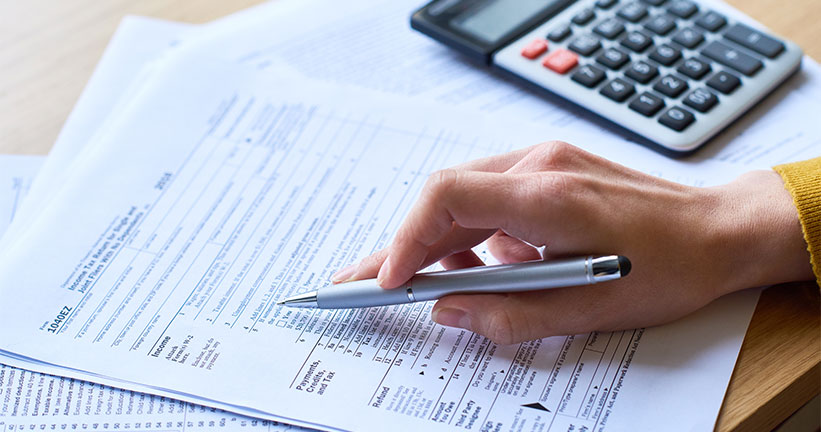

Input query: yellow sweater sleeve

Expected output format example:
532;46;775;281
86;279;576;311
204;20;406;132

773;157;821;287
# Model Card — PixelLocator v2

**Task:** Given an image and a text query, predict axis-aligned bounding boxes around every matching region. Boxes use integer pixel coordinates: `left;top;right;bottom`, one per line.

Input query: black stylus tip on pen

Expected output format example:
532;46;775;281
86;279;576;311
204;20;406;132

618;256;632;277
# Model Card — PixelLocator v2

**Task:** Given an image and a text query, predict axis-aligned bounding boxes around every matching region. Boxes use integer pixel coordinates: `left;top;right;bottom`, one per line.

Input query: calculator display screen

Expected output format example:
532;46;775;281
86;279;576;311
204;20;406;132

452;0;563;44
411;0;575;63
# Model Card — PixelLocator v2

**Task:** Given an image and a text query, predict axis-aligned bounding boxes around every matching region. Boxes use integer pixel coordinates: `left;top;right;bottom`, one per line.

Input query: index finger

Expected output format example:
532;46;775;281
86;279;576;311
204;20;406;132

377;169;530;288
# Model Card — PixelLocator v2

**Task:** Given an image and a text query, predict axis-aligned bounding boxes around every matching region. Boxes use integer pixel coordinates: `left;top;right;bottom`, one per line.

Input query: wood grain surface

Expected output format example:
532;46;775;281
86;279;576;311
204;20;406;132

0;1;818;431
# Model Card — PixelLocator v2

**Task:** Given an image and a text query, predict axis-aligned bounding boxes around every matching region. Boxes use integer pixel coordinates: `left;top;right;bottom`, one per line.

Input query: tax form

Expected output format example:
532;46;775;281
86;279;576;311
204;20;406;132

0;55;758;431
181;0;821;168
0;162;298;432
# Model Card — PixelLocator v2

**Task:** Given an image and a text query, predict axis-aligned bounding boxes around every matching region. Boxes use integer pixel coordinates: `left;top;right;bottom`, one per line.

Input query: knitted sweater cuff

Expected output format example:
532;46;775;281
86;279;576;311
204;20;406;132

774;157;821;287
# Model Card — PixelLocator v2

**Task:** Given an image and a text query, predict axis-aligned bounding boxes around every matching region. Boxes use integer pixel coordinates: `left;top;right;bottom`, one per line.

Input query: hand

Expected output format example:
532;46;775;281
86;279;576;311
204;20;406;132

331;142;813;344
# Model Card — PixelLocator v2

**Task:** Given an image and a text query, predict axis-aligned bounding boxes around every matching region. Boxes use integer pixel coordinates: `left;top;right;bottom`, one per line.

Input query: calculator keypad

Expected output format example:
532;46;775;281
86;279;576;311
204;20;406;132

596;47;631;69
601;78;636;101
694;11;726;31
701;41;762;76
501;0;799;149
569;35;603;56
548;25;573;42
625;61;659;83
706;70;741;94
617;2;649;22
593;18;626;39
653;74;688;97
648;43;682;65
572;64;608;87
629;92;665;116
645;15;677;35
671;28;704;49
542;49;579;74
683;88;718;112
658;106;696;130
723;23;784;58
620;31;653;52
677;57;711;79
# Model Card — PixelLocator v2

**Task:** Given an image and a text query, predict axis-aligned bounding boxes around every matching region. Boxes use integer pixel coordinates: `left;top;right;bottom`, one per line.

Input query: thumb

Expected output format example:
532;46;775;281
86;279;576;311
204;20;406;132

430;293;552;345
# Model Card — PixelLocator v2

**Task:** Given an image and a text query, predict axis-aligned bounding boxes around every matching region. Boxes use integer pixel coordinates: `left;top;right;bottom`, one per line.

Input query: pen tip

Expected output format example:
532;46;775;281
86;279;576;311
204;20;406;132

276;300;285;305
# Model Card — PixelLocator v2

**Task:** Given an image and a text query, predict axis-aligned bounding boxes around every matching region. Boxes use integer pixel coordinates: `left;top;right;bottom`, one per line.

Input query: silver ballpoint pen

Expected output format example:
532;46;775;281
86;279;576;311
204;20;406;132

277;255;630;309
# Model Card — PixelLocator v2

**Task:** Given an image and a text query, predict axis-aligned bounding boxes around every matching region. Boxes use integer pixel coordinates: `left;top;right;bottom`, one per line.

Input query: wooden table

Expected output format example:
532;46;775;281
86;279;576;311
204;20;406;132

1;1;818;430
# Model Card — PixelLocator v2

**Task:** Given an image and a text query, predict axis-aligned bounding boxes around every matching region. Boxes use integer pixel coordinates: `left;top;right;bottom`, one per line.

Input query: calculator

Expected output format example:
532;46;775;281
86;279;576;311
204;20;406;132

411;0;803;156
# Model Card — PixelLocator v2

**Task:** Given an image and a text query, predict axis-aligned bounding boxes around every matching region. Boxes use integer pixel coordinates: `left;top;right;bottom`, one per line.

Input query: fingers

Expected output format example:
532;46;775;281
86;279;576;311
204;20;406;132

335;141;619;288
451;144;536;173
430;286;614;344
439;250;485;270
377;170;536;288
330;145;539;284
333;226;495;284
486;231;542;264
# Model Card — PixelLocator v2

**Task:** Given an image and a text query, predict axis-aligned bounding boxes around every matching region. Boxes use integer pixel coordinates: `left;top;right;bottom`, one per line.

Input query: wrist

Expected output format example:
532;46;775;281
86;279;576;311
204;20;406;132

708;170;813;294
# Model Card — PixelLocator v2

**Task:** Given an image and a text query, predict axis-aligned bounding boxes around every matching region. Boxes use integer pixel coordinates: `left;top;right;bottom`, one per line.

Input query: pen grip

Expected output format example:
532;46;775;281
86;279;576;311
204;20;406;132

318;279;414;308
408;257;593;302
317;257;599;308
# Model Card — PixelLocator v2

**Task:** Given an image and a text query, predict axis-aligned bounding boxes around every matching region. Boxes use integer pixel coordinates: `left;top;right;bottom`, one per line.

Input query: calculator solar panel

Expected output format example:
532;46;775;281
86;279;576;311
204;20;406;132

412;0;803;156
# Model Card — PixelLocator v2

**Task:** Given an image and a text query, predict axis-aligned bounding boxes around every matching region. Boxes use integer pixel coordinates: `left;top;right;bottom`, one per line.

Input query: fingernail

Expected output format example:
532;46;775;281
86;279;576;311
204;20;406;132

376;257;391;287
431;308;471;330
331;263;357;283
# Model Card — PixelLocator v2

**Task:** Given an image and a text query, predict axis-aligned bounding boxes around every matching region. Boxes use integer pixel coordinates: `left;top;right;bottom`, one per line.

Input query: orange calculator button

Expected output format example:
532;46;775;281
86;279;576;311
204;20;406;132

542;49;579;74
520;39;548;59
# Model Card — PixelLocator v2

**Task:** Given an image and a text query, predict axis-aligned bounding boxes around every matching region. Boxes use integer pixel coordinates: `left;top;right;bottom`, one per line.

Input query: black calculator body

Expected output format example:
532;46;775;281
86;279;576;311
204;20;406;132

411;0;803;156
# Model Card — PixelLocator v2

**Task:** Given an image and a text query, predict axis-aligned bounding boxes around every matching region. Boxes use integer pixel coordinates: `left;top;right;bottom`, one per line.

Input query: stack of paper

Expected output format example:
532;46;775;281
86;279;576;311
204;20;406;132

0;1;818;431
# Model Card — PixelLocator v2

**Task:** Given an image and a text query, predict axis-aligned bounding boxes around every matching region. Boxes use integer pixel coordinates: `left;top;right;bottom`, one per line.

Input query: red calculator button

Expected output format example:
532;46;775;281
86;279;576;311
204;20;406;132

521;39;549;59
542;49;579;74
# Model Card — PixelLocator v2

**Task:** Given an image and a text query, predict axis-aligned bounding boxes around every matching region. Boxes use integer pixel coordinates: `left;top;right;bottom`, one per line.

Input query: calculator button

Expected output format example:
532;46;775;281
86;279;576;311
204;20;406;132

548;25;573;42
600;78;636;102
701;41;763;76
645;15;677;35
596;47;631;70
571;64;607;87
695;11;727;32
666;0;698;18
617;2;649;22
569;35;603;56
542;49;579;74
672;27;704;49
653;75;689;97
648;44;682;66
629;92;665;116
677;57;711;79
622;32;653;53
625;61;659;83
706;70;741;94
658;106;695;131
683;88;718;112
724;23;785;58
596;0;619;9
572;8;597;25
593;18;626;39
640;0;667;5
521;39;549;60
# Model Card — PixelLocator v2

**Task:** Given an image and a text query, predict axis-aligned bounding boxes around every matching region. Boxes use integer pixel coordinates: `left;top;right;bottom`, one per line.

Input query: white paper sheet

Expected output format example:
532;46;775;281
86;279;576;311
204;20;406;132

0;156;44;233
0;16;193;252
0;155;304;432
177;0;821;167
0;55;759;432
